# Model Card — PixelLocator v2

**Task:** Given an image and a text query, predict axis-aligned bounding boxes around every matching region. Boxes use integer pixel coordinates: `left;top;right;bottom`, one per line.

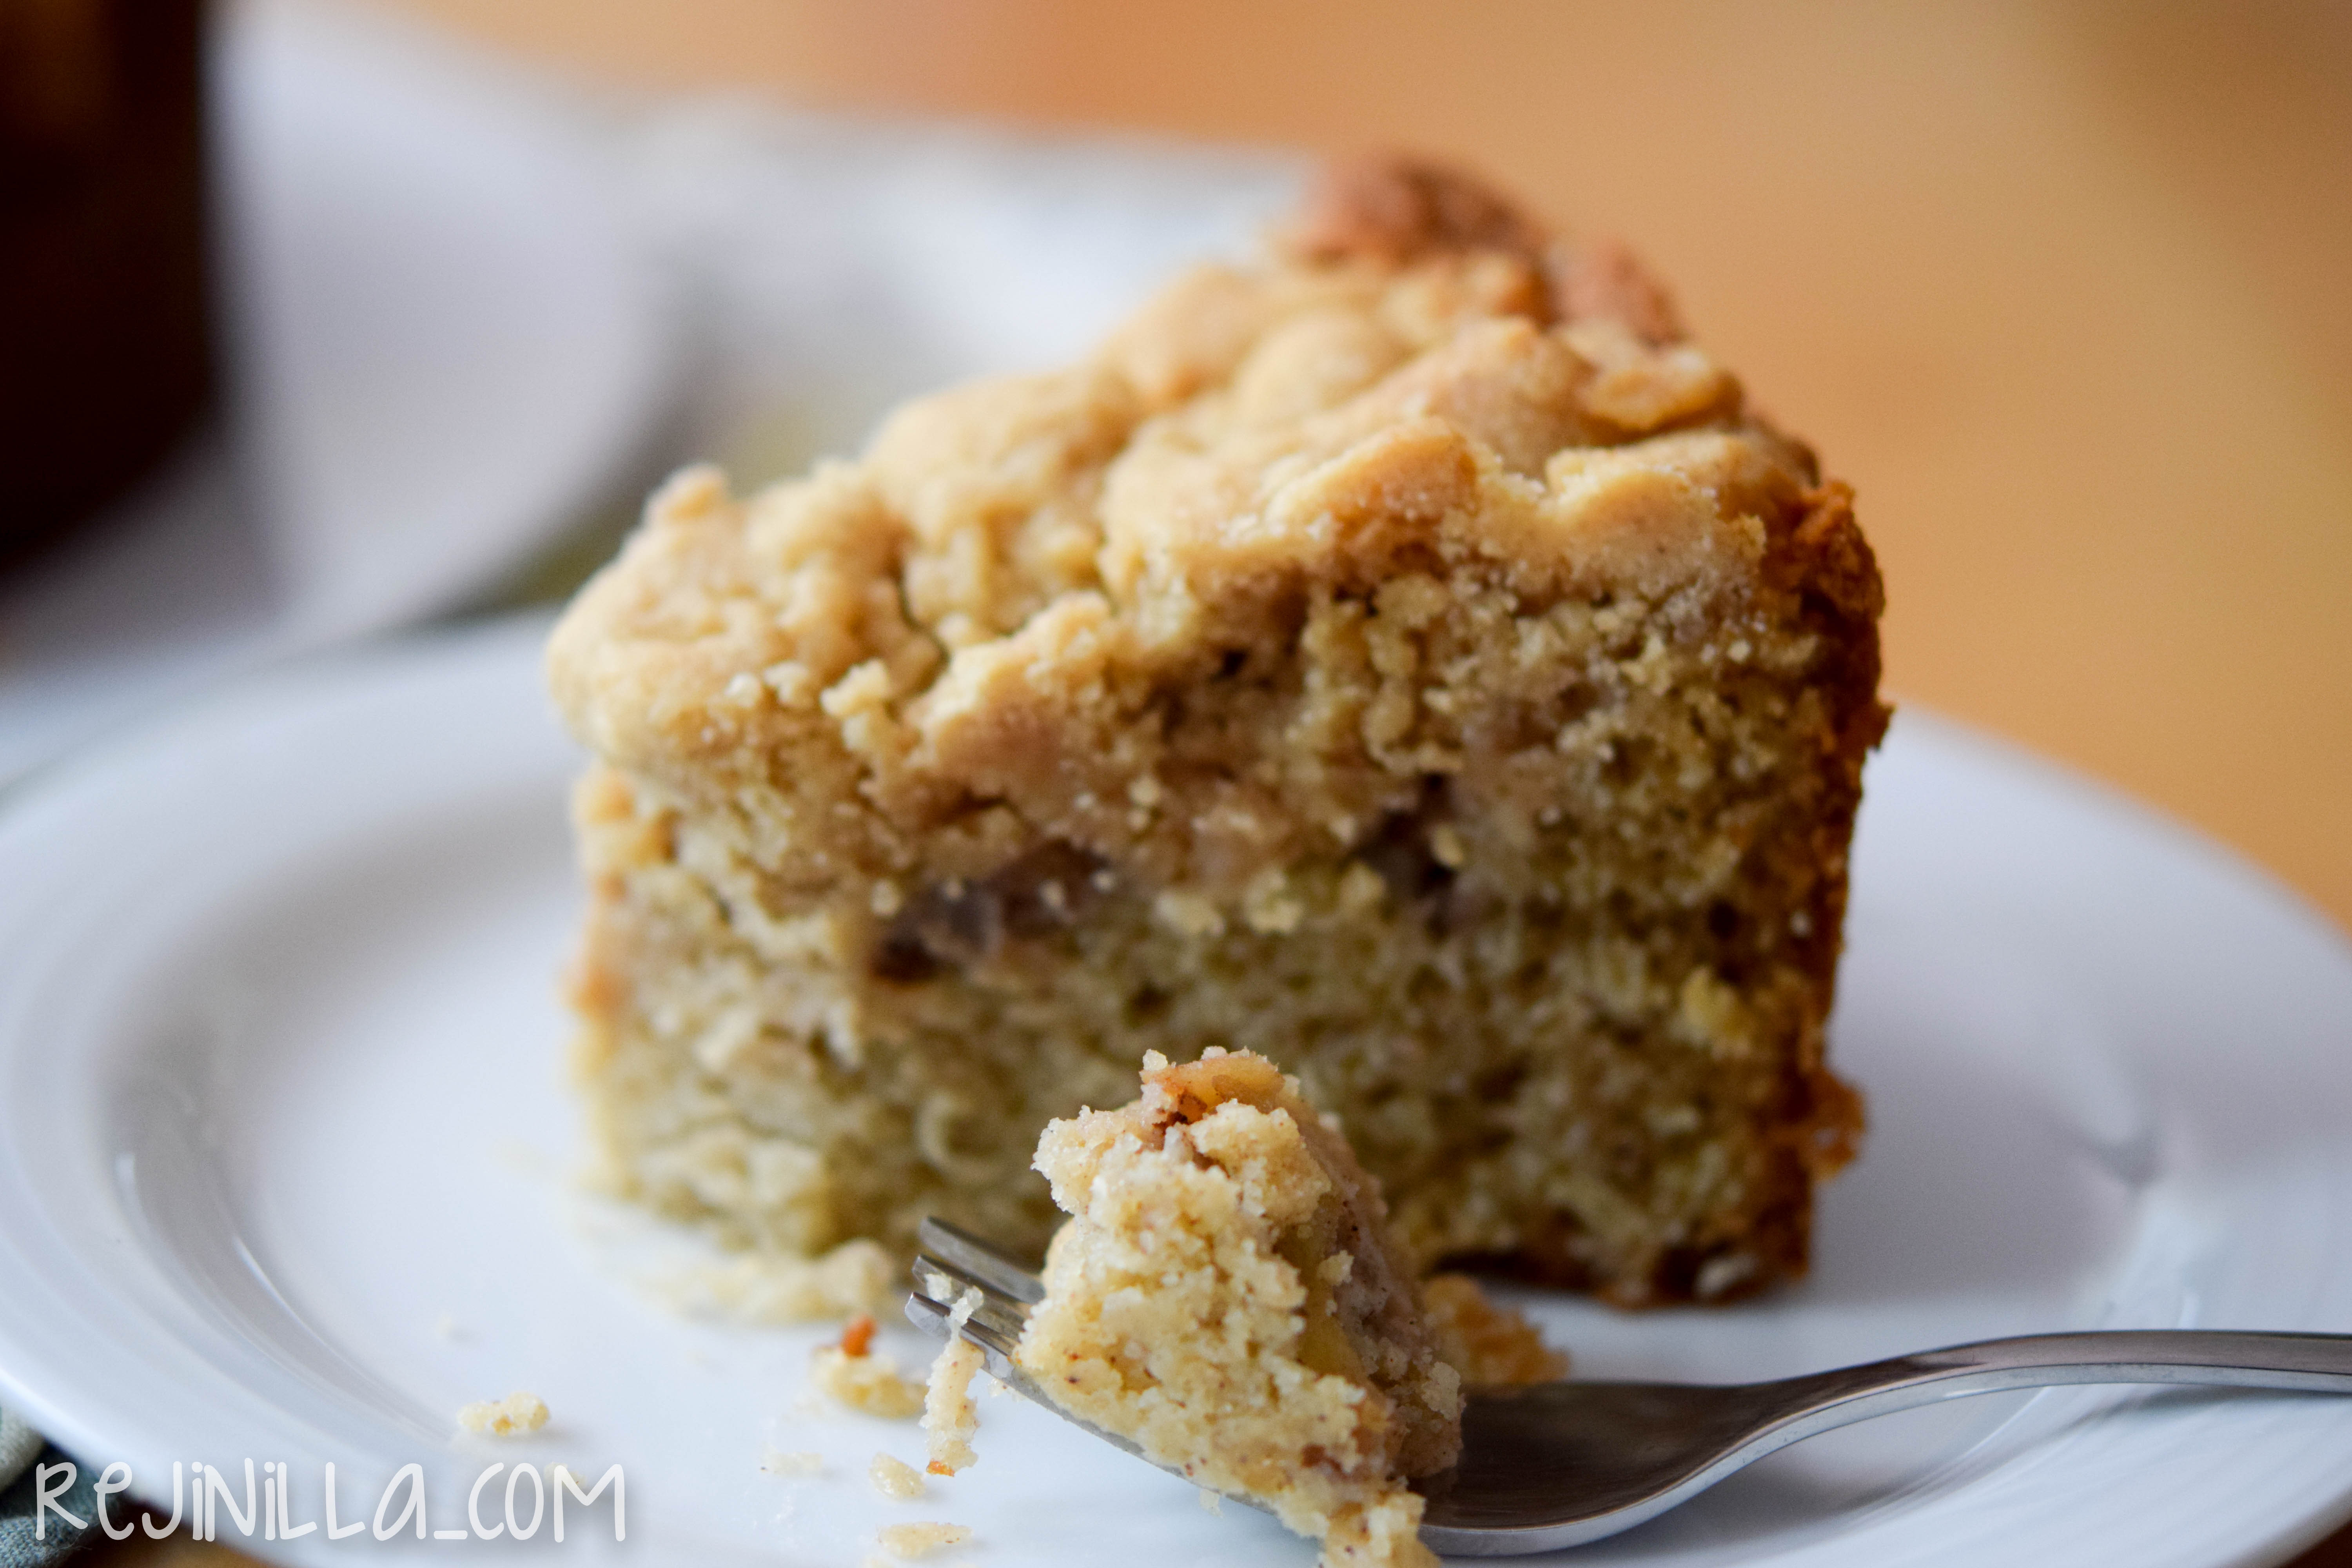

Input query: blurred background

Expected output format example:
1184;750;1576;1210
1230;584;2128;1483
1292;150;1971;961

3;3;2348;1564
6;0;2345;934
351;0;2352;932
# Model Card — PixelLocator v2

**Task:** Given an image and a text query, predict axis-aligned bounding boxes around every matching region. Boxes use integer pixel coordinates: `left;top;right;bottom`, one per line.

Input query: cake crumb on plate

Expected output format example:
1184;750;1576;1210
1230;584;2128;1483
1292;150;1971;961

759;1446;822;1477
811;1314;927;1418
874;1521;971;1558
868;1453;926;1500
456;1391;548;1436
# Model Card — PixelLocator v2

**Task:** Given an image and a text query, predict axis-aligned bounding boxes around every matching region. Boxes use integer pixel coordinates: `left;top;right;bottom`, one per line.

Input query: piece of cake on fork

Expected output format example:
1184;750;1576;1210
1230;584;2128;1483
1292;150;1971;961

546;155;1886;1308
933;1047;1561;1568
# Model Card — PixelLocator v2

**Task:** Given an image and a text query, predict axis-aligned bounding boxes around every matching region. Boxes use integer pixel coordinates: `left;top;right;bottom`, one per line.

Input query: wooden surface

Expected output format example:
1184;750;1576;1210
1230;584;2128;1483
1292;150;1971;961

88;4;2350;1564
374;0;2352;939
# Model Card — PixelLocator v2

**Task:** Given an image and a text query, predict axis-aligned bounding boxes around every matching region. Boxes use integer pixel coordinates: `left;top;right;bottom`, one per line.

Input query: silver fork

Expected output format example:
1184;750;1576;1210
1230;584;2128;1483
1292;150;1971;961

905;1217;2352;1556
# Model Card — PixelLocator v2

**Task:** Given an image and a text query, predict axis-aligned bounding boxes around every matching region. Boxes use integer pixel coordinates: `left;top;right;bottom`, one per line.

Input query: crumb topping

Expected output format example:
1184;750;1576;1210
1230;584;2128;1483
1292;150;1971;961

546;159;1869;926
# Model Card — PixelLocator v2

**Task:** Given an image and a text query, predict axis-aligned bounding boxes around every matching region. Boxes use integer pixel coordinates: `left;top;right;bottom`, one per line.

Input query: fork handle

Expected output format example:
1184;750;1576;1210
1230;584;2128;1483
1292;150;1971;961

1773;1330;2352;1436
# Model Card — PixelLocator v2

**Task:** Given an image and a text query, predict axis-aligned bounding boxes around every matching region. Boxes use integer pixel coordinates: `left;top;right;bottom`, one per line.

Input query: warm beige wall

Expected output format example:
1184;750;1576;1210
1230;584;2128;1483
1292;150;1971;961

379;0;2352;931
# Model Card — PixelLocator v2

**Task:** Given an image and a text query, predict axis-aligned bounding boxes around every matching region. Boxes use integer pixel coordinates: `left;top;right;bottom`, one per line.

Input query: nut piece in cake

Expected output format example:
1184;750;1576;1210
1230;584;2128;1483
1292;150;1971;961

547;154;1885;1307
1008;1048;1553;1568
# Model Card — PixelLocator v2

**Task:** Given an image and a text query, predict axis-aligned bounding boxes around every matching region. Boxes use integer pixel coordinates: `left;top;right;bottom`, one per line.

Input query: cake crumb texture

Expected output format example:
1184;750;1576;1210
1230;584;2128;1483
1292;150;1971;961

457;1392;548;1436
549;155;1885;1306
1017;1049;1466;1568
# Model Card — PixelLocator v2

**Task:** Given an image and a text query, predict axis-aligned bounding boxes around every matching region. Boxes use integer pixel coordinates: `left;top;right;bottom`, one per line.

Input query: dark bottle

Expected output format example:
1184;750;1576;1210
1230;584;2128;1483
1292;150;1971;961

0;0;212;561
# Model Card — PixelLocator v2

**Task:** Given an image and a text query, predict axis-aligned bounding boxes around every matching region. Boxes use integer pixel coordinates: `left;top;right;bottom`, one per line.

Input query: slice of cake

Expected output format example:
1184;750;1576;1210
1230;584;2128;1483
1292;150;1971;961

547;156;1886;1306
958;1049;1557;1568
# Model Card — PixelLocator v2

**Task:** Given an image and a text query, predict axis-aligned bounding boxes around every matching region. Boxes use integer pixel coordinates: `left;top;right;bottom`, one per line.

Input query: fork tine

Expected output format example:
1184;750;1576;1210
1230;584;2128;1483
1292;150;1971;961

904;1287;1025;1364
915;1216;1047;1303
909;1252;1031;1348
900;1217;1279;1523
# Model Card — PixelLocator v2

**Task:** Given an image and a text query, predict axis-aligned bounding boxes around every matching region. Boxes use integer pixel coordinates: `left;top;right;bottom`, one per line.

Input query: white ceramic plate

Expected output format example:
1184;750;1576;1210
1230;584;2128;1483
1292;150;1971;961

2;618;2350;1568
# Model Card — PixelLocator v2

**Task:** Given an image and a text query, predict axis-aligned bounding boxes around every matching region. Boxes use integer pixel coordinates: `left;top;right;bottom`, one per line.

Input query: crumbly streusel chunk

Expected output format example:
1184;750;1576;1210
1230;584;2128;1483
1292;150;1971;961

549;156;1884;1306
